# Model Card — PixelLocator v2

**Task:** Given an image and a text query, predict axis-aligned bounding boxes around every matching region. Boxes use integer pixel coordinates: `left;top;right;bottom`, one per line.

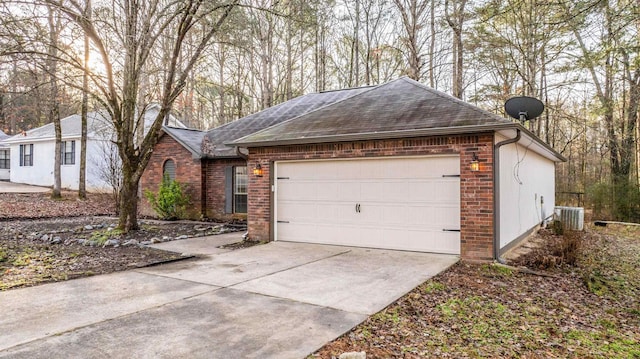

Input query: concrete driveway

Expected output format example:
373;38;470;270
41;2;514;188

0;238;458;358
0;181;49;193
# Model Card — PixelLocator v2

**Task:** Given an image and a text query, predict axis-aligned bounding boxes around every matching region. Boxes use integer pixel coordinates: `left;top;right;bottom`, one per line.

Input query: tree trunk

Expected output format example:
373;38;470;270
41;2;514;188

429;0;435;88
118;168;140;231
48;6;61;199
79;0;91;200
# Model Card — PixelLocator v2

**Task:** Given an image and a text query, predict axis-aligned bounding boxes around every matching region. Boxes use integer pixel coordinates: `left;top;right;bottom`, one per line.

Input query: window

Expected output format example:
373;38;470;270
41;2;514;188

61;141;75;165
19;144;33;166
163;159;176;181
233;166;248;213
0;149;9;169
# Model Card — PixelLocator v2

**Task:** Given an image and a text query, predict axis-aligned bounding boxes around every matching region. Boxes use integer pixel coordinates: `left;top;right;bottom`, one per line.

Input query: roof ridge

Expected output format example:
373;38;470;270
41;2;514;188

232;82;387;144
204;93;317;135
398;77;512;124
163;125;204;133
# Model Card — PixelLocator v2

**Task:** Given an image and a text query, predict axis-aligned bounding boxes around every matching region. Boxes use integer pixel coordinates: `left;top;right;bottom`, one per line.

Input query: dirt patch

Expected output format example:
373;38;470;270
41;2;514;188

0;191;115;220
0;192;246;291
313;225;640;358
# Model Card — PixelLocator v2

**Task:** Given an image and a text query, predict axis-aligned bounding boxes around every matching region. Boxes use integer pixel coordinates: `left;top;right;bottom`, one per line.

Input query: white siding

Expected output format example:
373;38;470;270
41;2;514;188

9;141;55;187
498;136;556;249
9;138;116;192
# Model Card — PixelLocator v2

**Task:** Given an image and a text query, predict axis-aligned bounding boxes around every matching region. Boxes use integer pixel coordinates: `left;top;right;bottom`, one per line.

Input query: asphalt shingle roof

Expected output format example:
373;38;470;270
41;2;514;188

162;126;206;157
202;86;372;157
0;130;9;140
3;104;185;143
232;77;512;146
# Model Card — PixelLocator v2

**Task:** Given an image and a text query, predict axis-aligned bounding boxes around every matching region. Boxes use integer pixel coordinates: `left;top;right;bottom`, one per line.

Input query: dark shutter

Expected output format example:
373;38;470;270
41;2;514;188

71;141;75;164
224;166;233;214
19;145;23;166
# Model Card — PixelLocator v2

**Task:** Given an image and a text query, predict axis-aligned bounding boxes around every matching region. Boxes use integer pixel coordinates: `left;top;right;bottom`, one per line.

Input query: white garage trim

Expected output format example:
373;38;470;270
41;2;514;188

274;155;461;254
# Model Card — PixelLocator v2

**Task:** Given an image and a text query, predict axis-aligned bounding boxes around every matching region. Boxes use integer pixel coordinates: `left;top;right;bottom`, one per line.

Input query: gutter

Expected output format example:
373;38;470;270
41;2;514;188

230;122;564;162
235;146;248;160
493;129;521;261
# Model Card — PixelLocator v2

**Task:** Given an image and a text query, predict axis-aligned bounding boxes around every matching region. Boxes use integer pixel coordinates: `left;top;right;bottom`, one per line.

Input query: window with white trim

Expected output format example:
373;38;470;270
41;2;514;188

19;144;33;166
61;141;75;165
233;166;247;214
0;149;9;169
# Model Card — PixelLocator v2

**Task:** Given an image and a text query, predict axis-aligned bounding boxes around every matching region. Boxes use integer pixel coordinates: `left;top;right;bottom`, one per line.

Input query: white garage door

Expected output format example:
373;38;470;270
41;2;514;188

275;156;460;254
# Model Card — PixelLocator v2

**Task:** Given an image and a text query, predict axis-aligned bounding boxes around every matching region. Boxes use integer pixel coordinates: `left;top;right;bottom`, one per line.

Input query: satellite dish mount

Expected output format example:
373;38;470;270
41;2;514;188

504;96;544;124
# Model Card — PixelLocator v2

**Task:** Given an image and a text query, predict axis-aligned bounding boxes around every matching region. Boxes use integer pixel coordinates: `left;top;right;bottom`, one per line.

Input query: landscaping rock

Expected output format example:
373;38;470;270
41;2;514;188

84;225;94;230
40;234;49;242
175;235;188;240
51;236;62;244
339;352;366;359
123;239;139;246
103;239;120;248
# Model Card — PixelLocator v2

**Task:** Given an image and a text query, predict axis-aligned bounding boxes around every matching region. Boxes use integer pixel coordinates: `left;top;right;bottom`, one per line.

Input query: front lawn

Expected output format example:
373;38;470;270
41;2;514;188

313;225;640;358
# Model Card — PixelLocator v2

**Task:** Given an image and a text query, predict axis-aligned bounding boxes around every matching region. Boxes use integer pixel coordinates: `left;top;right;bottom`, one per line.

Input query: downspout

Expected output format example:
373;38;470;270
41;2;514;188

235;146;249;160
493;129;521;261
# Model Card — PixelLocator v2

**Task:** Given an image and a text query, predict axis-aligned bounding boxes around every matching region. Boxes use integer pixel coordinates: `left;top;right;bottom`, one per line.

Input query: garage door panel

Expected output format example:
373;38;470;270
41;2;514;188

336;182;360;201
278;201;316;221
316;182;339;201
276;156;460;254
380;205;409;225
381;228;459;254
278;181;317;201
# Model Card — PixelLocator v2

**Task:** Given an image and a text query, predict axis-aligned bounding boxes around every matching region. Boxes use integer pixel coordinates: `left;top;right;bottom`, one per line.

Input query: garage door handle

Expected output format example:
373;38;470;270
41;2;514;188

442;229;460;232
355;203;361;213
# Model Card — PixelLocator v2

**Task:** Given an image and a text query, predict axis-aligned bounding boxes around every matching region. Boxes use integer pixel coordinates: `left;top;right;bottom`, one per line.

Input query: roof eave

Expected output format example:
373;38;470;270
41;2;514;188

231;123;517;147
231;122;566;162
161;128;203;159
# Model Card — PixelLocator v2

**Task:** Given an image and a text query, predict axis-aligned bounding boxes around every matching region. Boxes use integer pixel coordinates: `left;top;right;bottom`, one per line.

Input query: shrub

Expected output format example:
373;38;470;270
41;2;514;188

144;175;190;220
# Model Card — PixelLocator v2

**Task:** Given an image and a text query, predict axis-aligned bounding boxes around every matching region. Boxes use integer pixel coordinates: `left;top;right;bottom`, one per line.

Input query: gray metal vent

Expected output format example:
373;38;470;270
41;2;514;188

554;206;584;231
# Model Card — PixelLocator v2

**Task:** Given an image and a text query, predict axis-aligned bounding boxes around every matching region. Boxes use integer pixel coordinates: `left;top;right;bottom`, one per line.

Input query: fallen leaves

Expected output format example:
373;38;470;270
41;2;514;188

313;226;640;358
0;191;115;220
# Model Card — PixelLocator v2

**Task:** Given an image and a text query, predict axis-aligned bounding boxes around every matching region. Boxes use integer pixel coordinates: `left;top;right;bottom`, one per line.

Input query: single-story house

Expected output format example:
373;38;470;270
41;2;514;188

0;130;10;181
141;86;369;219
3;104;185;191
143;77;565;261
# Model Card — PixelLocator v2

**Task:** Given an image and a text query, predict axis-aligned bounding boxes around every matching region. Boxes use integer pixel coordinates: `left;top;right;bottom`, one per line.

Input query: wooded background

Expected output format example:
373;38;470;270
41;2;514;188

0;0;638;222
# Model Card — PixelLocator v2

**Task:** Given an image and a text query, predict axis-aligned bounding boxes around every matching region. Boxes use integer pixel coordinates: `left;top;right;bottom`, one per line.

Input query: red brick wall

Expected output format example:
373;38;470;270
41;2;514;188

247;133;495;261
140;134;203;219
203;158;247;221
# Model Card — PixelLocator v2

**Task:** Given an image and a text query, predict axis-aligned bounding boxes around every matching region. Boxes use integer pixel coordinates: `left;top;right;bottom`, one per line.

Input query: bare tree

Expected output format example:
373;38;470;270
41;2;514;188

392;0;429;81
444;0;467;98
78;0;90;199
47;5;62;198
45;0;239;231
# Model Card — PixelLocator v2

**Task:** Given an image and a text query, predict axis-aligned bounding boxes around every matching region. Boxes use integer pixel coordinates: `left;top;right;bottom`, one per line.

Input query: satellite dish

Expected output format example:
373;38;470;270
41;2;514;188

504;96;544;123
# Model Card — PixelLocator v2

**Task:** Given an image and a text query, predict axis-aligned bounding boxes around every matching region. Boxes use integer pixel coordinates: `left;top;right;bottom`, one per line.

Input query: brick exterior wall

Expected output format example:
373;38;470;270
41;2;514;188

140;134;203;220
203;158;248;221
247;133;495;261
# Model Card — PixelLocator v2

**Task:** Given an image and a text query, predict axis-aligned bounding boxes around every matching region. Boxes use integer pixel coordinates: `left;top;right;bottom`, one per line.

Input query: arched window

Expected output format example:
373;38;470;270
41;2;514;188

163;159;176;181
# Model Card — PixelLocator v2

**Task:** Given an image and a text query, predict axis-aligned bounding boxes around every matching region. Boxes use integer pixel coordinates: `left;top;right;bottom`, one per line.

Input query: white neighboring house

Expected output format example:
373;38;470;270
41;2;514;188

2;105;185;191
0;130;10;181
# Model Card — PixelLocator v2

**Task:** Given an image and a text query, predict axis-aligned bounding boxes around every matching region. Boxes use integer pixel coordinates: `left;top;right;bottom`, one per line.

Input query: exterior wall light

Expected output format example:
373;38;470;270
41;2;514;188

470;153;480;172
253;163;264;177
